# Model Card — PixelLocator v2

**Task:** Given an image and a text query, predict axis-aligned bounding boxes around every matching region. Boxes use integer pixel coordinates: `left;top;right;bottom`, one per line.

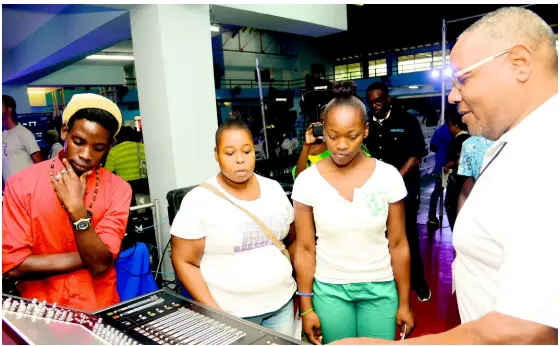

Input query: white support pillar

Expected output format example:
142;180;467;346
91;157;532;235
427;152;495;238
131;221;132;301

130;4;219;278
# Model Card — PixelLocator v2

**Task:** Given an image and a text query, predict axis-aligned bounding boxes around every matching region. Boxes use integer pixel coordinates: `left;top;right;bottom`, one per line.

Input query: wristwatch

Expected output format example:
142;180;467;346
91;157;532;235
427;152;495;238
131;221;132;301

71;210;93;231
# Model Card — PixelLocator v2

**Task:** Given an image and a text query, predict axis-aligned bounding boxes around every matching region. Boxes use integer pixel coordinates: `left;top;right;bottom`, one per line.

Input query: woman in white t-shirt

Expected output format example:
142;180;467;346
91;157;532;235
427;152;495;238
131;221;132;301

170;119;297;337
292;82;415;344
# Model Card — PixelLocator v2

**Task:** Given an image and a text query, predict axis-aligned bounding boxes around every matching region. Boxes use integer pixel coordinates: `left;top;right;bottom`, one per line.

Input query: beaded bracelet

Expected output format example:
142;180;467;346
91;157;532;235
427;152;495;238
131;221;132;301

295;292;313;297
300;308;314;316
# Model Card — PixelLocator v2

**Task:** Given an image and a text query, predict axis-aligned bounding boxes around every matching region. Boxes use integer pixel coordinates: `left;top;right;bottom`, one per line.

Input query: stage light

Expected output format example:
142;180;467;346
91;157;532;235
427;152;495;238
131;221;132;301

445;67;453;77
431;69;440;79
86;55;134;61
27;89;46;94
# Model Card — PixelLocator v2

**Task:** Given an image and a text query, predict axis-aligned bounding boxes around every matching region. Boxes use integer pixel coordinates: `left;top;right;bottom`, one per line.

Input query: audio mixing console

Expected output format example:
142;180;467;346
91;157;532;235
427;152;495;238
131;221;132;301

2;289;300;345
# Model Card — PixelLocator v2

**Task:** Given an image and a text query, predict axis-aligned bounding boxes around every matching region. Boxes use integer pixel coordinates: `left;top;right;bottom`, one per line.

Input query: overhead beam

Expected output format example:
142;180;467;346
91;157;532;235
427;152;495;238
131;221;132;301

212;4;347;38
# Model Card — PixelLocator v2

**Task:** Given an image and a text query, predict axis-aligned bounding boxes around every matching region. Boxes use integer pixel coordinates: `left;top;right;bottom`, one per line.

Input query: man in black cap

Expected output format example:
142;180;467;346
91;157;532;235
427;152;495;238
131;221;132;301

364;82;431;302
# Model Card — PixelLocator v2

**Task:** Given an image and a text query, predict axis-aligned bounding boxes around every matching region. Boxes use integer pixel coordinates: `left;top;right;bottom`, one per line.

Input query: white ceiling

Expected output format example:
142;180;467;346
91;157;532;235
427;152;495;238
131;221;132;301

75;26;221;67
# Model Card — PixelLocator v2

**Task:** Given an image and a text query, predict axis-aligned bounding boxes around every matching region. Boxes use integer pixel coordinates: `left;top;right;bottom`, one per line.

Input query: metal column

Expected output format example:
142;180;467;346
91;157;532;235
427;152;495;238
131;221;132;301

256;58;269;159
440;19;447;126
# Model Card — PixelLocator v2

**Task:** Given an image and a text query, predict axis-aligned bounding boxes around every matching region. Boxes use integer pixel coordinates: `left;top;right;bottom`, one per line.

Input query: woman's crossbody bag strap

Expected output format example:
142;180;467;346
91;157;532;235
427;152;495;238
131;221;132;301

198;182;291;262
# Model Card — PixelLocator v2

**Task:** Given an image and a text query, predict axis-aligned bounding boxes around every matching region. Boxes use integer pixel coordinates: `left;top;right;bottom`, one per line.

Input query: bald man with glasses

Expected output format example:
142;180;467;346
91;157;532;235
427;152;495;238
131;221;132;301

334;6;558;345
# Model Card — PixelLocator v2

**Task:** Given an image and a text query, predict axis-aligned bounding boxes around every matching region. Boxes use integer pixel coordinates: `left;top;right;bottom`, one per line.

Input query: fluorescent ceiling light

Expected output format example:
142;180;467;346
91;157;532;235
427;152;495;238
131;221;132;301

276;98;287;102
408;85;419;89
27;90;46;94
86;55;134;61
210;25;220;32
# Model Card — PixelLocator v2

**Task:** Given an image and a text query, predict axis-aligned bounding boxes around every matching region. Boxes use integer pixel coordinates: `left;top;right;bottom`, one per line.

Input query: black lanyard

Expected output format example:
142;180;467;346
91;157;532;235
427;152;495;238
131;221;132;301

477;142;508;180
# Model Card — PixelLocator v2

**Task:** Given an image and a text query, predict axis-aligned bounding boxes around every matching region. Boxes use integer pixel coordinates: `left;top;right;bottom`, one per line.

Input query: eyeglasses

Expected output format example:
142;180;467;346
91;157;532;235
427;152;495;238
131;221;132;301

368;97;386;106
451;49;510;90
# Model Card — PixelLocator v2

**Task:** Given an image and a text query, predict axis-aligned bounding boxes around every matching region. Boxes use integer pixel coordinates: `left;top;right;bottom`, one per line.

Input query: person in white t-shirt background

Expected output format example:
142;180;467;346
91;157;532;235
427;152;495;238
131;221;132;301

2;95;44;186
170;119;297;337
44;129;64;159
292;82;415;344
334;7;558;345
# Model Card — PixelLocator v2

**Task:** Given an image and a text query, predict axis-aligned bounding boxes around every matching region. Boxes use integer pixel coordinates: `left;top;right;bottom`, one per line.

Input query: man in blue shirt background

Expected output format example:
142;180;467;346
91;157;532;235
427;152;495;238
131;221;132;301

456;135;495;213
427;115;453;227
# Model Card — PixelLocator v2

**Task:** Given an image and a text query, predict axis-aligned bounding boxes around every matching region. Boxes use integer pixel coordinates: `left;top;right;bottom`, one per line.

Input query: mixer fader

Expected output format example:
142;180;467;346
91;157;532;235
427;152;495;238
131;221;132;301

2;289;300;345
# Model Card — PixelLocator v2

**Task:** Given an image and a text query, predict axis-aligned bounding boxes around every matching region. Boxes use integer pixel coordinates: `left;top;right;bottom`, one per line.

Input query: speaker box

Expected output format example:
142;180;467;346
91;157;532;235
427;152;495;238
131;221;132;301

166;185;198;226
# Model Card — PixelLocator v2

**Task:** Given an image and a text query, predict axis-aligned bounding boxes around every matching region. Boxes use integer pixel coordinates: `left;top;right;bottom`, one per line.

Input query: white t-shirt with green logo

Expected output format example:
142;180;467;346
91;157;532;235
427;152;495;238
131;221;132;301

292;160;407;284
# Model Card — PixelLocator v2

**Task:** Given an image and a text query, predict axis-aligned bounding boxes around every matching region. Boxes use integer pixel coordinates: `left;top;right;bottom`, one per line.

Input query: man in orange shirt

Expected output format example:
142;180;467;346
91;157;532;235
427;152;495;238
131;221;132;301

2;93;132;312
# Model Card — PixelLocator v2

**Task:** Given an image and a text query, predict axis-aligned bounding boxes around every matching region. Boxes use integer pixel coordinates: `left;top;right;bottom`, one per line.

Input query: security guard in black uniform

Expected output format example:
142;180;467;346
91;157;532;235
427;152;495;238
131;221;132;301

364;82;431;302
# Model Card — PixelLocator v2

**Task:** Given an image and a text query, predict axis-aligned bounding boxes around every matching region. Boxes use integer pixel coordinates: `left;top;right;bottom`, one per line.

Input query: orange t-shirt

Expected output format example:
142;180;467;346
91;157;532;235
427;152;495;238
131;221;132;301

2;153;132;312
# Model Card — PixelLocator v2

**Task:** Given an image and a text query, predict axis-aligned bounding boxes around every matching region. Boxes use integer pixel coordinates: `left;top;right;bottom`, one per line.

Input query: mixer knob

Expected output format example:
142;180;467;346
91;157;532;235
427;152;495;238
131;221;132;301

3;298;12;310
31;298;37;304
52;302;57;309
25;303;35;315
61;310;67;319
37;308;46;317
17;302;27;313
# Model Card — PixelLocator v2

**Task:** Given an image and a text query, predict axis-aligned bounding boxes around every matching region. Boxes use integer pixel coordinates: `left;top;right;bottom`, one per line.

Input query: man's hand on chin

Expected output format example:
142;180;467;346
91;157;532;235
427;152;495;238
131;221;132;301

330;337;395;345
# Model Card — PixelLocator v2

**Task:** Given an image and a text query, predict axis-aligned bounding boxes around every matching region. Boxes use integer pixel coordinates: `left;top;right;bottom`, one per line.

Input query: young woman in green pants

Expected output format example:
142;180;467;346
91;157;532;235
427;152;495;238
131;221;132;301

292;82;415;344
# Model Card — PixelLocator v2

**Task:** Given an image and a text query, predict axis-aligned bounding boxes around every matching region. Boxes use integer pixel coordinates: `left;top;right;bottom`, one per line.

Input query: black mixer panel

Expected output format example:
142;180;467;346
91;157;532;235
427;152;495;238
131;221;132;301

2;289;301;345
96;289;300;345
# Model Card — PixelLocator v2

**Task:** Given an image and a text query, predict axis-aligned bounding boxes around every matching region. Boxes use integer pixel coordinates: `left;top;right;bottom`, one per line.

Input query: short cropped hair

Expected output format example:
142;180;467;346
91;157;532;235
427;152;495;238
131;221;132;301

215;118;252;147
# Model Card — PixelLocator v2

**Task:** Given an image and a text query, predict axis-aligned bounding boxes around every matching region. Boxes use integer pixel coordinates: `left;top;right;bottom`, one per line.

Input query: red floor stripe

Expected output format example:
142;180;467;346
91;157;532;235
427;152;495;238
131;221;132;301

397;224;461;339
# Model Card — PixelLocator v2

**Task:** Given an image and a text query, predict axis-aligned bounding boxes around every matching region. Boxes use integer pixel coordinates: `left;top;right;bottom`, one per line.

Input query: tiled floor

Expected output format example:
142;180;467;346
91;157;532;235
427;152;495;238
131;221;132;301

405;175;461;338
